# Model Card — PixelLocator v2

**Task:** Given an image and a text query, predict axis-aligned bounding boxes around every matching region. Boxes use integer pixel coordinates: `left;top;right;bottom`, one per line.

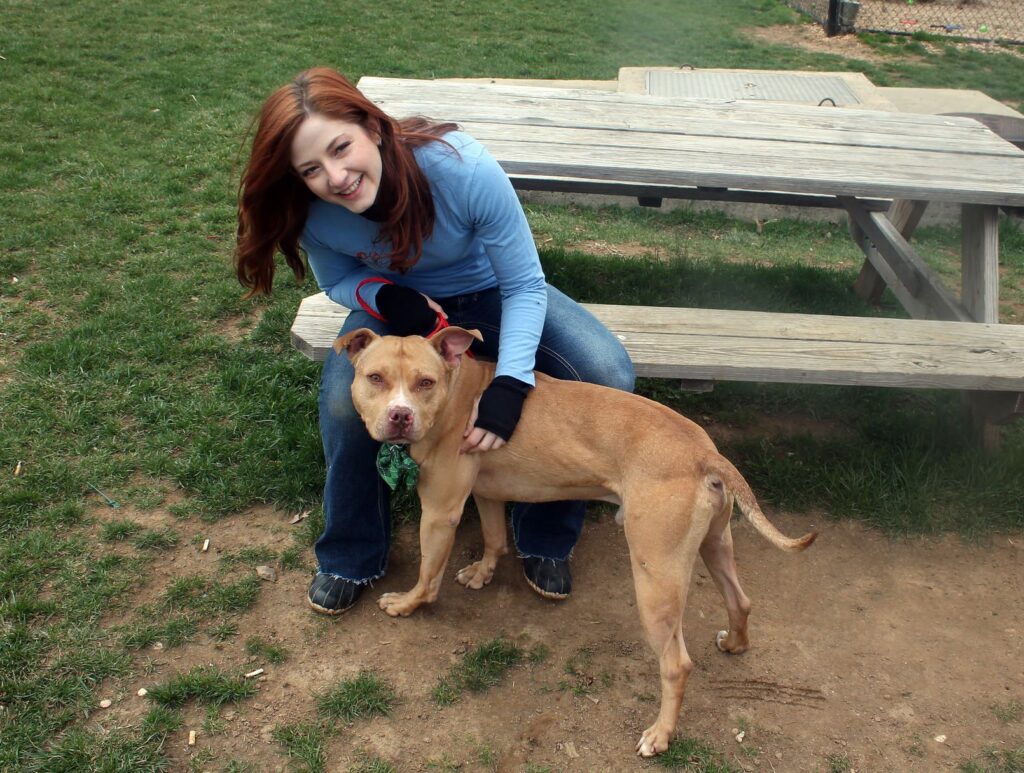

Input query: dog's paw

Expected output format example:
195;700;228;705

377;592;420;617
455;560;495;590
636;724;671;757
715;629;749;654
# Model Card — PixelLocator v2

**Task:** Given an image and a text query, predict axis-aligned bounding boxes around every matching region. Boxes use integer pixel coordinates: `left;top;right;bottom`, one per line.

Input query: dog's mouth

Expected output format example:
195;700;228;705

379;423;417;444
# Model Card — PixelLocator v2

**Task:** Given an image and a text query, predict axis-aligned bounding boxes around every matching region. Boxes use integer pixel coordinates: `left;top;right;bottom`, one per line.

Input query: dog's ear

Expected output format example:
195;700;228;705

333;328;379;361
432;326;483;367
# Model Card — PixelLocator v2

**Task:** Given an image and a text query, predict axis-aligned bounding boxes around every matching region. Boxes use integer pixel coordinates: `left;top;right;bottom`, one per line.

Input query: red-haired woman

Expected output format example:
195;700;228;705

236;68;634;615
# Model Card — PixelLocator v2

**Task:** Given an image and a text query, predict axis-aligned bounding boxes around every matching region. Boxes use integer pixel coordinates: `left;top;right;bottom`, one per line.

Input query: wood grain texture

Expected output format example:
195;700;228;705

357;78;1024;207
290;294;1024;391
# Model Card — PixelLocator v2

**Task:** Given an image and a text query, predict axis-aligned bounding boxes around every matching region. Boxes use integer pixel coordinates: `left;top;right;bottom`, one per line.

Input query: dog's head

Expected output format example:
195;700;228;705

333;327;482;444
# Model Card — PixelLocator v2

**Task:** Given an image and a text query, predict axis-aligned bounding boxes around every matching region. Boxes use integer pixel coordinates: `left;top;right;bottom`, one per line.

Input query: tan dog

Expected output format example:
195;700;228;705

335;326;816;757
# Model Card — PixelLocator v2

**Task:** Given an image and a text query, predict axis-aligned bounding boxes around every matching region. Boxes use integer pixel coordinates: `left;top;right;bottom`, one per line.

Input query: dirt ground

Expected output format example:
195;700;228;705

77;20;1024;770
89;486;1024;772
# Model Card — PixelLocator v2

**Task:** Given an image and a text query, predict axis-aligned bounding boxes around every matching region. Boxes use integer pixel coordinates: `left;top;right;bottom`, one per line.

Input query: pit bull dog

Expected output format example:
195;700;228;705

335;326;816;757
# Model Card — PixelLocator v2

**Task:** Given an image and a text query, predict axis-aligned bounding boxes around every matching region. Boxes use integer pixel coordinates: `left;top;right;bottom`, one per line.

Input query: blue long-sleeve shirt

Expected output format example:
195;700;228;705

301;131;547;385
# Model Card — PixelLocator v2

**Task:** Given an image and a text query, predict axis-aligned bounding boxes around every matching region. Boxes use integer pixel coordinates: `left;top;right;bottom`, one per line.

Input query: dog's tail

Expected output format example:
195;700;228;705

703;455;817;552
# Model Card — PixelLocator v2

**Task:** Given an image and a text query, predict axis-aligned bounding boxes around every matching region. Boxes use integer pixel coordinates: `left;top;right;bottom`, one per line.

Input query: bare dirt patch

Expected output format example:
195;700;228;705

747;22;894;63
87;500;1024;771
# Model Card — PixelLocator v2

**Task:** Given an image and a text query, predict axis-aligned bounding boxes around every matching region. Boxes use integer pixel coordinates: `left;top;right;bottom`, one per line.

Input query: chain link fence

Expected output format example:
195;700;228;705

784;0;1024;45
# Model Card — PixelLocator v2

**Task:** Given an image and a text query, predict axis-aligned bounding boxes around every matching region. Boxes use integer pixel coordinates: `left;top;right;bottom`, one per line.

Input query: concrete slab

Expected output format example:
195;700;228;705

618;66;900;111
879;86;1024;119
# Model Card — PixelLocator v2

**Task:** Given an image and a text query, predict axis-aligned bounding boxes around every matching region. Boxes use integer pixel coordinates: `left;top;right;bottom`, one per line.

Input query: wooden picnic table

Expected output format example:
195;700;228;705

291;77;1024;448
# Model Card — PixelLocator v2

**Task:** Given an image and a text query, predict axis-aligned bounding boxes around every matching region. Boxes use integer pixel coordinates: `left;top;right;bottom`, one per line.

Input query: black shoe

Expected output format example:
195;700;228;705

522;556;572;600
307;572;364;615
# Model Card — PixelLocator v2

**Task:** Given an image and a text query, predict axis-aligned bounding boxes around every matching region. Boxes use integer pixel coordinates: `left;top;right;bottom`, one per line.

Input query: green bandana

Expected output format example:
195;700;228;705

376;443;420;492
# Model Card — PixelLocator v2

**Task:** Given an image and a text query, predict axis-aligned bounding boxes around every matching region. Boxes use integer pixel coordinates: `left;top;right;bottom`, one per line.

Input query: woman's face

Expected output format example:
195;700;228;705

291;114;382;213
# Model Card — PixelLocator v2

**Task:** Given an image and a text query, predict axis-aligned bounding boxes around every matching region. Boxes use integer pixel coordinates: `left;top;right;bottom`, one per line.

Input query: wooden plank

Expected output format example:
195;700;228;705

853;199;929;305
359;78;1018;155
961;204;1000;324
841;197;972;321
290;294;1024;391
510;176;890;210
466;129;1024;207
357;78;1024;207
960;204;1003;450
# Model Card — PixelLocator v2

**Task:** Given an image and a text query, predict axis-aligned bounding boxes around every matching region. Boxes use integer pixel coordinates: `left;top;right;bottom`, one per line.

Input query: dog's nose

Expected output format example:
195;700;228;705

388;406;414;427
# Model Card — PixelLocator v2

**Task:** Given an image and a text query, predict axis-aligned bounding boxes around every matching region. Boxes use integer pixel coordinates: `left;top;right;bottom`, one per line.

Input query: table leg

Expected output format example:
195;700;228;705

852;199;928;305
961;204;1004;451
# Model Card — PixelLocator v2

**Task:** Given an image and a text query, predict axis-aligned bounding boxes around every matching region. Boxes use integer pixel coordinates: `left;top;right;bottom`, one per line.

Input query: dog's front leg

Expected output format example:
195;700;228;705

456;494;508;590
378;501;465;617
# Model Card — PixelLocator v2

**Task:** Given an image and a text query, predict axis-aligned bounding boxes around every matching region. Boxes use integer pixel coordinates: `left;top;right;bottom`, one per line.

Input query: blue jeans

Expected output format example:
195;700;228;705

315;285;636;582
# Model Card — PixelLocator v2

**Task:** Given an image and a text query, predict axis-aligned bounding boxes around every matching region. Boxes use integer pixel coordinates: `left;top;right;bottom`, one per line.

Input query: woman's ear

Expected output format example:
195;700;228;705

365;116;383;146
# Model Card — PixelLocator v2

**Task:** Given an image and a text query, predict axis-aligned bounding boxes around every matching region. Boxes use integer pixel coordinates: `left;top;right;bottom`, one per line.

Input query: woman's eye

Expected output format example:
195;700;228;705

300;166;318;179
333;142;350;156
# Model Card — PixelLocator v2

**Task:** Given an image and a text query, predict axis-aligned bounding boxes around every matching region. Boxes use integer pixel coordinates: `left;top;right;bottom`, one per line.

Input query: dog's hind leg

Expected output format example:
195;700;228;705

625;512;699;757
699;498;752;654
456;494;508;590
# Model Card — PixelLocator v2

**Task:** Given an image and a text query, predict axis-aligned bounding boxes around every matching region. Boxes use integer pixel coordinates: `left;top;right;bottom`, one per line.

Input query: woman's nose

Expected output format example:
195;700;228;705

325;160;347;190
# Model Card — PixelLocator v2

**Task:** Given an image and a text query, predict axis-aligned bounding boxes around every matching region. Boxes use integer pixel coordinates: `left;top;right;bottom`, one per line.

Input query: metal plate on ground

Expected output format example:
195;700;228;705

647;70;862;105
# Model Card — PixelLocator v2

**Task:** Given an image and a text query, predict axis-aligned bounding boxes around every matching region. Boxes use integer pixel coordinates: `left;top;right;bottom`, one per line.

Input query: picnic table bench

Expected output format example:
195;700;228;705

290;77;1024;448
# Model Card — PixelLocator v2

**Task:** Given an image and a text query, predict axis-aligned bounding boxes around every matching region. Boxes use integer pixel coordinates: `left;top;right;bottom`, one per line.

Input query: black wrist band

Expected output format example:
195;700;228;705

474;376;532;441
375;283;437;336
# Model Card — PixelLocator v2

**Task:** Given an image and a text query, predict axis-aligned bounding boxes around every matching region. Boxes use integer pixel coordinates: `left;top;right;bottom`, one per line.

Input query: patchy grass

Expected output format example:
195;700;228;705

273;722;327;773
432;637;525;706
959;747;1024;773
146;665;257;708
654;735;742;771
316;671;395;723
121;615;198;649
245;635;289;665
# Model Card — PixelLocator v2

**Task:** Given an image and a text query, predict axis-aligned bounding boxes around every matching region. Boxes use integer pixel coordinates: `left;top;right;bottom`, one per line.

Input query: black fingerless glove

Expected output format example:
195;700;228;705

375;283;437;336
474;376;532;441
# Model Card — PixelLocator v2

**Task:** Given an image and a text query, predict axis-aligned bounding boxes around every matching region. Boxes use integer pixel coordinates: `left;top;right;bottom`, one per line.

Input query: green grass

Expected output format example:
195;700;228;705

273;722;327;773
432;637;525;706
121;615;198;649
959;747;1024;773
349;753;399;773
102;518;144;542
159;574;262;615
993;699;1024;723
1;0;1023;769
654;736;742;772
316;671;395;723
220;545;279;568
145;665;257;708
245;635;289;665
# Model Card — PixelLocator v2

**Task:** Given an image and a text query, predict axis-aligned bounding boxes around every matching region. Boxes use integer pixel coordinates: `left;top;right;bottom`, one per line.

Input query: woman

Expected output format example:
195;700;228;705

236;67;634;615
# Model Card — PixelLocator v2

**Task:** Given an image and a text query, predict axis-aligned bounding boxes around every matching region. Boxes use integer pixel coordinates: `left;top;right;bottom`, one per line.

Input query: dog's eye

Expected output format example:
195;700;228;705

367;373;384;385
417;378;435;390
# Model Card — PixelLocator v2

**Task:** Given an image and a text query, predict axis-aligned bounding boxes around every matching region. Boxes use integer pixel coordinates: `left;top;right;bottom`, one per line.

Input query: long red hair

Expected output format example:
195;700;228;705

235;67;457;296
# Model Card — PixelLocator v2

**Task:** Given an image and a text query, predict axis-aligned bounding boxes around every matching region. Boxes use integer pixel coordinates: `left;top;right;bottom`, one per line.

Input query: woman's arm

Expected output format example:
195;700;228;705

466;148;548;386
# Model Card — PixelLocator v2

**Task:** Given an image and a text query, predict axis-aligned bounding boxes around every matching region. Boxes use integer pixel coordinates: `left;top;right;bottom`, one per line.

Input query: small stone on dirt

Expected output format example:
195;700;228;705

935;734;947;743
137;688;147;697
99;699;112;708
563;741;580;758
256;565;277;582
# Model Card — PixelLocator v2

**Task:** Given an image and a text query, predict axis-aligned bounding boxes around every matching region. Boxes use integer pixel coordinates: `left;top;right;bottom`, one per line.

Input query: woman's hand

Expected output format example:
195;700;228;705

376;284;446;336
460;397;507;454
